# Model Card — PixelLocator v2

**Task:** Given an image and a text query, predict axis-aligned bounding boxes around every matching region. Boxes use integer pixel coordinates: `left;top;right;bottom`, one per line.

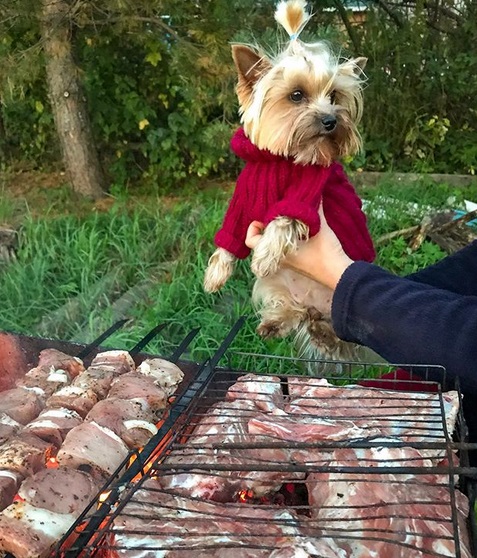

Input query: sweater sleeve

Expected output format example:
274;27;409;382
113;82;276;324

214;172;252;260
331;261;477;393
406;240;477;296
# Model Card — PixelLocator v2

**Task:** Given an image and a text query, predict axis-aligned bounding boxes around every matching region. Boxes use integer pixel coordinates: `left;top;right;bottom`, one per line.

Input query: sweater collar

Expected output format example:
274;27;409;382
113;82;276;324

230;128;284;163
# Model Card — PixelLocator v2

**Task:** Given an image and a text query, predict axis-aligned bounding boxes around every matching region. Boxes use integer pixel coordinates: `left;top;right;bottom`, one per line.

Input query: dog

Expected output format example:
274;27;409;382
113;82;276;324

204;0;375;361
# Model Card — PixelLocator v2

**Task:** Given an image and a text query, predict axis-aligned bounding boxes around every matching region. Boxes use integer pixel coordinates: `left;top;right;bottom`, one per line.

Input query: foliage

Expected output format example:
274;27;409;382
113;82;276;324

0;0;476;187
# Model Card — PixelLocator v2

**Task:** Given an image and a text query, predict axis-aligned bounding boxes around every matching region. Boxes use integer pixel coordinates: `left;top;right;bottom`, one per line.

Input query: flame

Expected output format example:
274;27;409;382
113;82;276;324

238;489;254;503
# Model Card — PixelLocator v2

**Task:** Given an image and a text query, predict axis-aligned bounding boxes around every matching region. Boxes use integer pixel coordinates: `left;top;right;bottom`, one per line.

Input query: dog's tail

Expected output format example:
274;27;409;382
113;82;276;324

275;0;312;40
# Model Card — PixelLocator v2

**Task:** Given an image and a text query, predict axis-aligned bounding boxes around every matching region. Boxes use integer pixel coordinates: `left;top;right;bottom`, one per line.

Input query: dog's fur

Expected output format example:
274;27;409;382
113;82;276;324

204;0;369;361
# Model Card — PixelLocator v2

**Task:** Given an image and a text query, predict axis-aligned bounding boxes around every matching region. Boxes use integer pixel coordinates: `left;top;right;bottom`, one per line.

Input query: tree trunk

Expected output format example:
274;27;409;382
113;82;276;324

40;0;105;199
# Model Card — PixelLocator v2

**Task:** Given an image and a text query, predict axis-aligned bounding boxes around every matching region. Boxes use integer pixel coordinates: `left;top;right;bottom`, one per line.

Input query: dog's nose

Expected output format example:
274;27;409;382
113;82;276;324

321;115;337;132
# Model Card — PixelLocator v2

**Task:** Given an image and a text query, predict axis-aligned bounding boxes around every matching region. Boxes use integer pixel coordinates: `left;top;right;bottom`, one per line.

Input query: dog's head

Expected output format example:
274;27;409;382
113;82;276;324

233;0;367;166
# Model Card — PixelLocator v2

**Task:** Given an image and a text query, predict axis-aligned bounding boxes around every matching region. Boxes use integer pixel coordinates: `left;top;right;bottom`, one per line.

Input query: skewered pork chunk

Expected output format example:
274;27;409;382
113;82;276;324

24;407;83;447
107;373;167;413
16;367;71;397
85;398;157;448
0;433;54;478
35;348;84;379
46;385;98;418
0;387;44;424
0;471;22;511
0;501;77;558
71;366;115;399
89;350;135;375
137;358;184;397
0;413;22;444
56;421;129;478
18;468;99;515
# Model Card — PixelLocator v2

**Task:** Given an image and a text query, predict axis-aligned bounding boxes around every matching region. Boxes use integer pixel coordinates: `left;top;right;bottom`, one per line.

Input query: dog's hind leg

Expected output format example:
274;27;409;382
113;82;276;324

252;276;308;339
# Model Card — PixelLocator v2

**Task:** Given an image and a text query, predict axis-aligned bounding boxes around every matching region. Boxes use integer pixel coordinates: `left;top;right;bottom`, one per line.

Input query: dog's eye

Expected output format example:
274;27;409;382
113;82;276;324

290;90;305;103
329;90;337;104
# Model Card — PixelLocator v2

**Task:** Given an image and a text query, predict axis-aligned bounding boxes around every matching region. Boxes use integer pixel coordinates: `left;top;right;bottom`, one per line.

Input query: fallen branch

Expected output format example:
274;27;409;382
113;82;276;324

375;225;419;246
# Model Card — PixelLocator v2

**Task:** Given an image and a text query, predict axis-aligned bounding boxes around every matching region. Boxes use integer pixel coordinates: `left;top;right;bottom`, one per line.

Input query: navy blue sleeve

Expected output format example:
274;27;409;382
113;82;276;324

332;261;477;393
407;240;477;296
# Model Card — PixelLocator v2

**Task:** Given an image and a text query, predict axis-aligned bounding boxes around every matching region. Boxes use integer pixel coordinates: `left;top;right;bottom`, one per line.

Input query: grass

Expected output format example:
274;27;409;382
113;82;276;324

1;174;476;372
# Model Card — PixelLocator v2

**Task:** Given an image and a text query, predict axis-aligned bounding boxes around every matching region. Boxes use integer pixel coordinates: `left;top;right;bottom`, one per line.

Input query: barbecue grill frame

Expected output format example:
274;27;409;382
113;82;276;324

55;347;477;558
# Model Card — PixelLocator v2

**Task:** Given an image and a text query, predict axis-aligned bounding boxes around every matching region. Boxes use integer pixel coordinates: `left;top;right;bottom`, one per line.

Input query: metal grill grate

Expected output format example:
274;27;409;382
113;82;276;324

58;355;477;558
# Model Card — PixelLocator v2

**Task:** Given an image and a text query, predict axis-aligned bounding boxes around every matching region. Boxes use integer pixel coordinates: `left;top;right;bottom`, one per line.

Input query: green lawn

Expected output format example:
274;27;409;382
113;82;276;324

1;175;476;371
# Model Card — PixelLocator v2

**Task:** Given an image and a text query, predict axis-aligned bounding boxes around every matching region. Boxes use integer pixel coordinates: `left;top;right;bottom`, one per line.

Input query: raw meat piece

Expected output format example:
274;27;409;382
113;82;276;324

85;398;157;448
24;407;83;447
89;350;135;375
107;478;307;557
108;373;167;413
305;446;472;558
0;412;22;444
0;433;54;478
36;348;85;378
137;357;184;397
248;413;382;442
46;385;98;418
0;470;22;511
269;540;346;558
286;378;460;441
56;421;129;478
226;373;284;412
0;387;44;424
160;399;304;501
72;366;115;398
0;501;76;558
18;468;99;515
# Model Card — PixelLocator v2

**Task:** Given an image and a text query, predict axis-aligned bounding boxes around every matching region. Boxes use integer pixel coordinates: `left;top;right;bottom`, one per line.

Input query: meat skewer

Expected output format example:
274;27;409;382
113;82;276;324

0;468;100;558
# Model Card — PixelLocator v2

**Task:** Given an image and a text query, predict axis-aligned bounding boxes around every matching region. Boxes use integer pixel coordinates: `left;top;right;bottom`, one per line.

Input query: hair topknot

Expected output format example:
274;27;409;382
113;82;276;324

274;0;311;39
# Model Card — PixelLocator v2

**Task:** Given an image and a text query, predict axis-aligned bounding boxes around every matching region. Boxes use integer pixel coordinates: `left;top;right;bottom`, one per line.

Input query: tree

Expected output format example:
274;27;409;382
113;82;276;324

40;0;105;199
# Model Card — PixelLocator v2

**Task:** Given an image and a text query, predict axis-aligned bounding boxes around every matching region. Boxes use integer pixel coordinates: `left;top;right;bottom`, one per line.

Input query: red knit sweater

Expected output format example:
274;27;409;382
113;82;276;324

215;128;376;263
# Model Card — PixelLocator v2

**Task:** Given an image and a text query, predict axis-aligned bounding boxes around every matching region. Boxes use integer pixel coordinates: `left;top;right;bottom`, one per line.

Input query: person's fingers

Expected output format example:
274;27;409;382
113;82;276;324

245;221;265;249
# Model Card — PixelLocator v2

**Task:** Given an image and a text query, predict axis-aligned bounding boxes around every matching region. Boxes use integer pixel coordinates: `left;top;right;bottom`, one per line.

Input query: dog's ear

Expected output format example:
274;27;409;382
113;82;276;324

232;44;272;88
339;56;367;77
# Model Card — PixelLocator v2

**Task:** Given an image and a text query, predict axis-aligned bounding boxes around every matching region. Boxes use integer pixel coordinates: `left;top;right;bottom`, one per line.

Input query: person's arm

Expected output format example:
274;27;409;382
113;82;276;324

245;212;477;393
332;261;477;393
406;240;477;296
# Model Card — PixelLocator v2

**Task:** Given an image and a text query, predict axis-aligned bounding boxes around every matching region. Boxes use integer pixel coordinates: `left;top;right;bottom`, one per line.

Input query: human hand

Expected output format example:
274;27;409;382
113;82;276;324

245;206;354;290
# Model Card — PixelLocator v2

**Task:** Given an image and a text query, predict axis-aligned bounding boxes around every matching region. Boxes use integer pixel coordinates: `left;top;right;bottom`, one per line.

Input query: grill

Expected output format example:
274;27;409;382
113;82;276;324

53;329;477;558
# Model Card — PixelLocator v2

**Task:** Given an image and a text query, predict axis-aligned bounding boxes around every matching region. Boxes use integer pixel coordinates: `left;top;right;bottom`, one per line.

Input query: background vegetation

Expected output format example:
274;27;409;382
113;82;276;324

0;0;475;197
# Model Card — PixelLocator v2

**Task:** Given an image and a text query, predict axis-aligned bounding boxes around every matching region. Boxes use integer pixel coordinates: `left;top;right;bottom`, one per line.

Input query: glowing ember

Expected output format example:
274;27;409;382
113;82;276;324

97;490;112;509
46;456;59;469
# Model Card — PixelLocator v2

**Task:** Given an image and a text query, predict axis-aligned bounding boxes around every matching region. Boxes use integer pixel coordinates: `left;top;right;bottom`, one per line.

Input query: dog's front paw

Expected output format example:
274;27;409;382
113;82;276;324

250;217;308;278
203;248;236;293
251;237;283;278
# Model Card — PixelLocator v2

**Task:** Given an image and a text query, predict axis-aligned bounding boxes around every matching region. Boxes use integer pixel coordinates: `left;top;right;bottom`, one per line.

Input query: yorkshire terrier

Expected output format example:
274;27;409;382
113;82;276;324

204;0;375;360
